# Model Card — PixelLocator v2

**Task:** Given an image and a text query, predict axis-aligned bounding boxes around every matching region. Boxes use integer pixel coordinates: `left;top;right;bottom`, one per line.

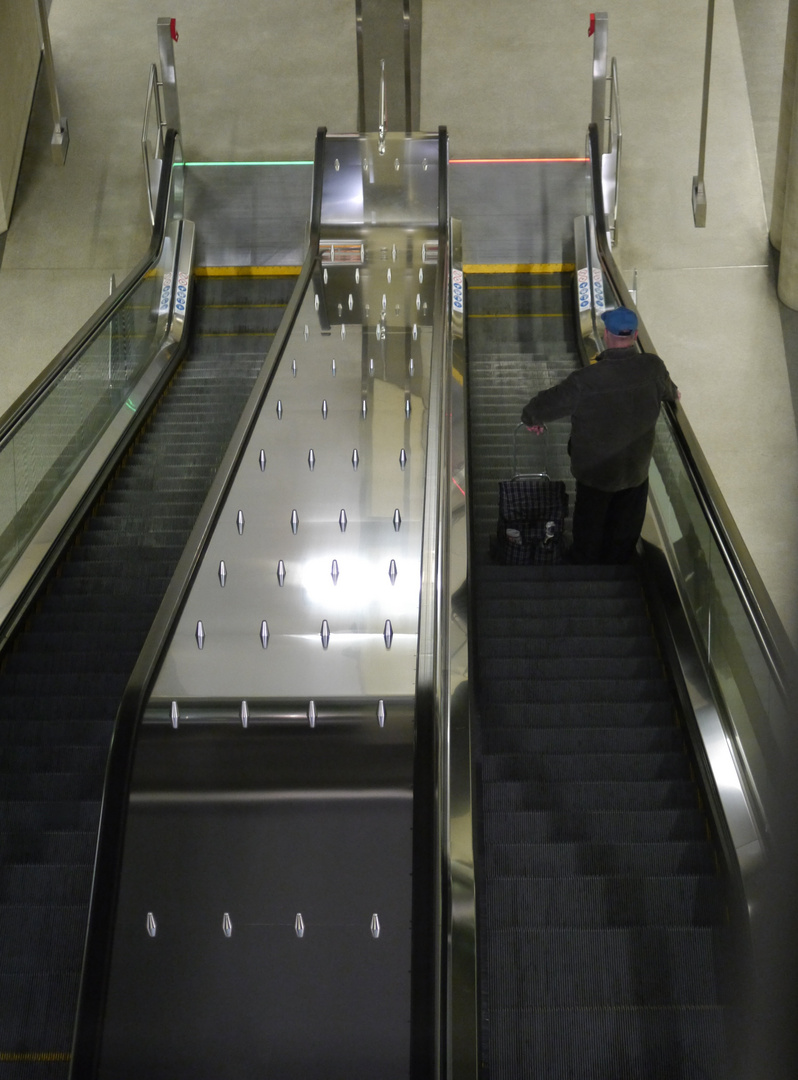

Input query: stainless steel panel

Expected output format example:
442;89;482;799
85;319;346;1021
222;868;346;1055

153;187;439;704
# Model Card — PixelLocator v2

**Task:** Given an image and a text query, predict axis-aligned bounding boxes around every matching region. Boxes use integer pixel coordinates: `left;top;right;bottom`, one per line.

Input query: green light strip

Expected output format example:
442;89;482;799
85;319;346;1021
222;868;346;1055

184;161;313;167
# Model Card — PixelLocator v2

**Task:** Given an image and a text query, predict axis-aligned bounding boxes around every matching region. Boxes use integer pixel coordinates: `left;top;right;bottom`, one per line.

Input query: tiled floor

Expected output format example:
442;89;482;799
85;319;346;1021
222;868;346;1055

1;0;796;646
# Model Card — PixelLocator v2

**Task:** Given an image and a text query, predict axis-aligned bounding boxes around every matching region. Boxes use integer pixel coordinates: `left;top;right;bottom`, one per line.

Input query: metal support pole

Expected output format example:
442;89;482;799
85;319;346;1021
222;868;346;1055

692;0;715;227
35;0;69;164
590;12;609;159
771;0;798;250
156;17;181;134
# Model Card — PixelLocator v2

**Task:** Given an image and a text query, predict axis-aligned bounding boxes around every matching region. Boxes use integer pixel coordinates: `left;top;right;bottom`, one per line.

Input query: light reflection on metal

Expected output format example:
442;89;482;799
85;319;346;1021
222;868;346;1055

355;267;360;284
291;509;299;534
307;701;316;729
409;357;414;374
418;267;423;284
240;700;248;729
383;620;394;648
352;448;359;470
399;448;407;469
334;158;340;172
412;323;417;340
147;912;157;938
361;398;367;419
405;396;411;417
339;509;348;532
223;913;232;938
323;267;329;284
394;158;400;172
389;559;398;584
392;244;397;261
322;399;328;419
337;303;343;318
371;913;381;938
218;560;227;587
308;449;316;470
303;324;309;340
331;357;336;375
348;293;353;310
260;620;269;648
320;620;330;649
387;268;392;284
416;293;421;310
236;510;245;535
259;448;266;471
331;559;339;584
377;699;386;727
292;358;297;376
314;293;320;311
369;357;375;375
195;621;205;649
295;913;305;937
276;399;283;419
277;560;286;586
341;324;346;340
393;508;402;531
382;294;387;311
170;701;179;729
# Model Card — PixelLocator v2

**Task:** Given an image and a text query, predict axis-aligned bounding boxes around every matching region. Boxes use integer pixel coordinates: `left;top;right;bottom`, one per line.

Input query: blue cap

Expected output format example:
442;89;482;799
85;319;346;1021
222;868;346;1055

601;306;638;335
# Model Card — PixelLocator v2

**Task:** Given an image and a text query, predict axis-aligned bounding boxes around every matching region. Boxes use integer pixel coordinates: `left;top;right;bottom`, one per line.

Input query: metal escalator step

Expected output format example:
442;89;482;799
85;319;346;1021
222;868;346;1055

479;656;665;682
487;1004;728;1080
482;779;700;813
483;874;725;927
484;841;717;878
0;830;97;867
0;772;106;802
481;808;709;845
0;969;80;1051
0;863;94;903
0;747;110;774
481;750;692;784
479;701;676;727
477;635;659;661
486;927;727;1008
481;726;685;755
0;801;100;831
0;719;112;745
478;677;672;705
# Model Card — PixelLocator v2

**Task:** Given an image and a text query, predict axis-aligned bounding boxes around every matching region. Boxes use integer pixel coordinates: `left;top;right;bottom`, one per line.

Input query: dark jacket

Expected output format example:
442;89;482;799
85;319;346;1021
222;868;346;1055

521;348;678;491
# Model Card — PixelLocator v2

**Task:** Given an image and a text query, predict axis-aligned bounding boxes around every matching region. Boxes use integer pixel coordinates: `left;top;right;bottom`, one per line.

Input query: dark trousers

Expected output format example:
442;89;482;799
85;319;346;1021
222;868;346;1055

571;478;649;564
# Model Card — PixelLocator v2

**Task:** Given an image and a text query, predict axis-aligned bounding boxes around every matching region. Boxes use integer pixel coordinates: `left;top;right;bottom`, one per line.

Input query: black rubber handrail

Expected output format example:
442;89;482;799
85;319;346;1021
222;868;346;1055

68;127;329;1080
0;130;180;446
586;122;797;710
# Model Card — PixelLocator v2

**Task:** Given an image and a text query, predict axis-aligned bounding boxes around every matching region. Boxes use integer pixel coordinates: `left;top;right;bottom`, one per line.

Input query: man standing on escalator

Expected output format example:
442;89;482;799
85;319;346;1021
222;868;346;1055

521;306;679;564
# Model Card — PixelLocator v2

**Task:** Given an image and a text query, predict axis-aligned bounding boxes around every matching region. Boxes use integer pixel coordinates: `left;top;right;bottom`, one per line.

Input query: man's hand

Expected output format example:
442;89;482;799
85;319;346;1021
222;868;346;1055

526;424;545;435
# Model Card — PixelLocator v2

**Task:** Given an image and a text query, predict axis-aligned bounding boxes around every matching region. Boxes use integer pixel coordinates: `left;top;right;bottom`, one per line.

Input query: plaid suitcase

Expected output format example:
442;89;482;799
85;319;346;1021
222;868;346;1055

491;424;568;565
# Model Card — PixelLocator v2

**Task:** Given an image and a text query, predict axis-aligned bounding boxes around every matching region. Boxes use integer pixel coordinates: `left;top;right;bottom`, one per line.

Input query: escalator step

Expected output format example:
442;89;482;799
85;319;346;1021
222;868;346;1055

481;726;685;755
482;779;700;812
483;841;716;878
487;1005;727;1080
482;808;709;844
483;874;725;927
479;701;676;727
478;677;672;705
481;750;693;783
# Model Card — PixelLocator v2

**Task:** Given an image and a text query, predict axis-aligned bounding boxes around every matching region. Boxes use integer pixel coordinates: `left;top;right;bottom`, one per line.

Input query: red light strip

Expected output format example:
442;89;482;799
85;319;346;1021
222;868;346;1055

450;157;588;164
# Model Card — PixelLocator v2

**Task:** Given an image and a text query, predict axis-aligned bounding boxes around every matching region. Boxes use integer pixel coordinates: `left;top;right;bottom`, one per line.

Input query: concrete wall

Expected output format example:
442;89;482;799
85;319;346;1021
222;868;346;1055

0;0;41;232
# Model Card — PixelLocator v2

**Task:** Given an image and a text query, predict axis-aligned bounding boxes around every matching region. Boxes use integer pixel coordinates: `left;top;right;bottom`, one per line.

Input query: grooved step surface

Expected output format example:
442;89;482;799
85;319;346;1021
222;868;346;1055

467;272;734;1078
0;274;286;1074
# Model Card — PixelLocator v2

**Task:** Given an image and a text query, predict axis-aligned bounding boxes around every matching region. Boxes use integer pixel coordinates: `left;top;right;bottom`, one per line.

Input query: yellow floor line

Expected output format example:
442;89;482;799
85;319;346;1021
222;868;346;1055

463;263;574;274
194;266;301;277
0;1053;71;1062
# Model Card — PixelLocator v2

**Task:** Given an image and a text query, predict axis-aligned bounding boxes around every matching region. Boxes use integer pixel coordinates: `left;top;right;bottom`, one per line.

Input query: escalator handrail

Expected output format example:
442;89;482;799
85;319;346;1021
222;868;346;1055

586;122;798;702
0;129;181;445
68;127;329;1079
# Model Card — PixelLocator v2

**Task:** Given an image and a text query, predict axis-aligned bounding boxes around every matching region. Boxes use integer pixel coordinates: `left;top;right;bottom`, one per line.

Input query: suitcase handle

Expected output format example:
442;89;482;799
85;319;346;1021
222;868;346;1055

512;422;550;481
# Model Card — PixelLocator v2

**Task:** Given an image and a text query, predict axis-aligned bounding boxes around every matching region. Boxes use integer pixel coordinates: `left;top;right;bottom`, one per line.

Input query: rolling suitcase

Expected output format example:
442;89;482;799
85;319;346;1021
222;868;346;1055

491;423;568;565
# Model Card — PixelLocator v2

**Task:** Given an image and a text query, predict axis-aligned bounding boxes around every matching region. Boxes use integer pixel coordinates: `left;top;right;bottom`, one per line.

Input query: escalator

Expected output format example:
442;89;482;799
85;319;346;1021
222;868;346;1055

466;270;741;1077
0;269;294;1074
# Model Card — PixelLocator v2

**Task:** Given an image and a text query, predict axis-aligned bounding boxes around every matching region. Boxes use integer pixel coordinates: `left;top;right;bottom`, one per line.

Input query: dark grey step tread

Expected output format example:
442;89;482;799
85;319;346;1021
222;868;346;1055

479;678;672;705
478;636;659;662
484;840;716;877
480;657;666;682
482;808;709;844
479;701;676;726
474;578;642;600
485;1005;728;1080
476;596;647;617
0;773;106;801
0;830;98;865
483;874;725;927
476;617;653;640
482;780;700;812
485;927;727;1008
0;864;94;903
0;747;109;772
0;904;89;967
0;802;100;830
0;720;112;745
482;751;693;784
481;727;685;755
475;562;639;582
